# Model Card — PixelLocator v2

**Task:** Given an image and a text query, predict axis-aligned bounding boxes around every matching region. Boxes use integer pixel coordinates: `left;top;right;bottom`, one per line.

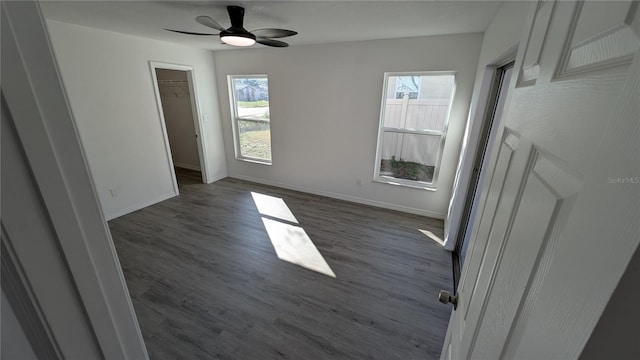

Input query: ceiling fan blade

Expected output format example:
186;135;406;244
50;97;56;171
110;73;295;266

251;28;298;39
256;38;289;47
165;29;218;36
196;16;225;31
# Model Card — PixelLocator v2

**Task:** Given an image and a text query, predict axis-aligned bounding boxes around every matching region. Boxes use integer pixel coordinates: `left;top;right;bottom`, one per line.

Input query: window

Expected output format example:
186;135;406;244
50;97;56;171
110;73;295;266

374;72;456;189
228;75;272;164
394;76;421;99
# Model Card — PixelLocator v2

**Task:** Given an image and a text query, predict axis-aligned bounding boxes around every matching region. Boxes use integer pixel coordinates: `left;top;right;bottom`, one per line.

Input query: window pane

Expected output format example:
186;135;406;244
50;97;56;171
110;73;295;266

394;76;421;99
384;74;454;131
238;119;271;161
378;132;441;183
234;78;270;120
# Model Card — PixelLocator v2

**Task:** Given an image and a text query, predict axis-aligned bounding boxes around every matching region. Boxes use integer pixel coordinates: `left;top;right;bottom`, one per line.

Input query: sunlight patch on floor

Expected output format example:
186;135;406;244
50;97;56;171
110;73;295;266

261;218;336;278
419;229;444;246
251;192;335;278
251;192;298;223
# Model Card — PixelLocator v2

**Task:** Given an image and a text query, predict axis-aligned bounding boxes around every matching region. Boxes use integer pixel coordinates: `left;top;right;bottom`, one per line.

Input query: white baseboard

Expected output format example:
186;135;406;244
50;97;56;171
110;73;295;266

173;162;200;171
205;172;227;185
229;175;445;219
104;191;177;221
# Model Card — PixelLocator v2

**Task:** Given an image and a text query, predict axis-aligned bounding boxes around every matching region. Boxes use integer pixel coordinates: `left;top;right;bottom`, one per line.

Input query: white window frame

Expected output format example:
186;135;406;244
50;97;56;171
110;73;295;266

228;74;272;165
373;71;456;190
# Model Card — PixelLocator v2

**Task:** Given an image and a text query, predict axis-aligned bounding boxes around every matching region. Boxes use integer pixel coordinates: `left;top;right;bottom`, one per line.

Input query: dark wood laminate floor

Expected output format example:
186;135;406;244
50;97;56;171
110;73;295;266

109;169;453;360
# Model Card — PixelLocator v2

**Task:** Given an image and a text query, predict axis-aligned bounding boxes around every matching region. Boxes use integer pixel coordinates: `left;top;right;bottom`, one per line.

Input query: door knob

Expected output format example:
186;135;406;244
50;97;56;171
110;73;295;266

439;290;457;309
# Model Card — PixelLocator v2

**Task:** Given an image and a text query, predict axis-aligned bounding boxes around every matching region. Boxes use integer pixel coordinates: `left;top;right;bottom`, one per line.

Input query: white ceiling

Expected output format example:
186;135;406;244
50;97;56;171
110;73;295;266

40;0;503;50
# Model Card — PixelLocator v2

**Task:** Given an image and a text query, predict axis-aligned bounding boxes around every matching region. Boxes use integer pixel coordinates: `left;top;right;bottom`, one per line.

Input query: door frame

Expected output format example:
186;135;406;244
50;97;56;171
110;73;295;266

149;61;209;185
2;1;148;358
452;59;516;289
444;44;519;253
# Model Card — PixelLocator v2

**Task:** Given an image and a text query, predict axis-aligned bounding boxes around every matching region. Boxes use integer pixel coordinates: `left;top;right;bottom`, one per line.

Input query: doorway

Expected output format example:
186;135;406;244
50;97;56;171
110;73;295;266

150;62;208;187
453;61;515;288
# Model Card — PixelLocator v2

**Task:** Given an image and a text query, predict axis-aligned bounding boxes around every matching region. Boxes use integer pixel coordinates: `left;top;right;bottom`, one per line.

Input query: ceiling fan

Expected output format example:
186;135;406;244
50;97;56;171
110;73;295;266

165;5;297;48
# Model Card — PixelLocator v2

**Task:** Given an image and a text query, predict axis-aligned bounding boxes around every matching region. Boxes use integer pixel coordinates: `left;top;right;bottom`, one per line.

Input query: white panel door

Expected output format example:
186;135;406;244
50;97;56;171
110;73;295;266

442;1;640;359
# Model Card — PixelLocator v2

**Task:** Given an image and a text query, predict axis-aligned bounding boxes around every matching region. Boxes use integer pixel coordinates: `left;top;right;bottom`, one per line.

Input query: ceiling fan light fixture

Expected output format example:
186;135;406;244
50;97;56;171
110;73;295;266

220;32;256;47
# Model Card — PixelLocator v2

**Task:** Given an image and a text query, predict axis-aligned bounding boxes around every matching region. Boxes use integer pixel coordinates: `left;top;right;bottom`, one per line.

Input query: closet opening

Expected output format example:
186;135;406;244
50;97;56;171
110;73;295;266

150;62;208;188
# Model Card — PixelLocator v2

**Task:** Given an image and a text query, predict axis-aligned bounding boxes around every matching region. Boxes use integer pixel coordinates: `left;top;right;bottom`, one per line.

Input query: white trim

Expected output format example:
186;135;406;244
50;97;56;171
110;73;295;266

230;175;445;219
235;157;273;166
227;74;273;164
185;67;212;182
373;178;437;191
173;162;201;171
149;62;180;194
2;1;148;358
149;61;210;185
105;191;176;221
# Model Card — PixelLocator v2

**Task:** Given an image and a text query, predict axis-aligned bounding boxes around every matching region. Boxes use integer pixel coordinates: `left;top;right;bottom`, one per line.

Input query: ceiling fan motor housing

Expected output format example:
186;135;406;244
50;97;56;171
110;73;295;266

220;5;256;45
220;29;256;40
225;6;253;36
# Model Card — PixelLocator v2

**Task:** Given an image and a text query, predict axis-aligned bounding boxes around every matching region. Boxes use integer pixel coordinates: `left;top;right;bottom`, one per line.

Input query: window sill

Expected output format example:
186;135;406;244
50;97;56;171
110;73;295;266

235;157;272;166
373;178;437;191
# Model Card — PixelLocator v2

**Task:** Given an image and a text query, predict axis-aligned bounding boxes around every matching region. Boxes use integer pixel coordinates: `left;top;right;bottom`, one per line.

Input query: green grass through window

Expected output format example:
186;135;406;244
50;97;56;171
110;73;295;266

240;129;271;161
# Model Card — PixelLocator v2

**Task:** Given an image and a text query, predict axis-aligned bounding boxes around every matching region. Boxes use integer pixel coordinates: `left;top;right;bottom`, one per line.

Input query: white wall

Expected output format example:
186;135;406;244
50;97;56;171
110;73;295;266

445;1;533;246
45;20;227;219
155;69;201;171
213;34;482;218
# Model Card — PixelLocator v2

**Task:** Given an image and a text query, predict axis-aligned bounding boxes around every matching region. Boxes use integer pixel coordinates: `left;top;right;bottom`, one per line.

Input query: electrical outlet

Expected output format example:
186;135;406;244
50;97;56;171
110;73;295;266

356;178;363;187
